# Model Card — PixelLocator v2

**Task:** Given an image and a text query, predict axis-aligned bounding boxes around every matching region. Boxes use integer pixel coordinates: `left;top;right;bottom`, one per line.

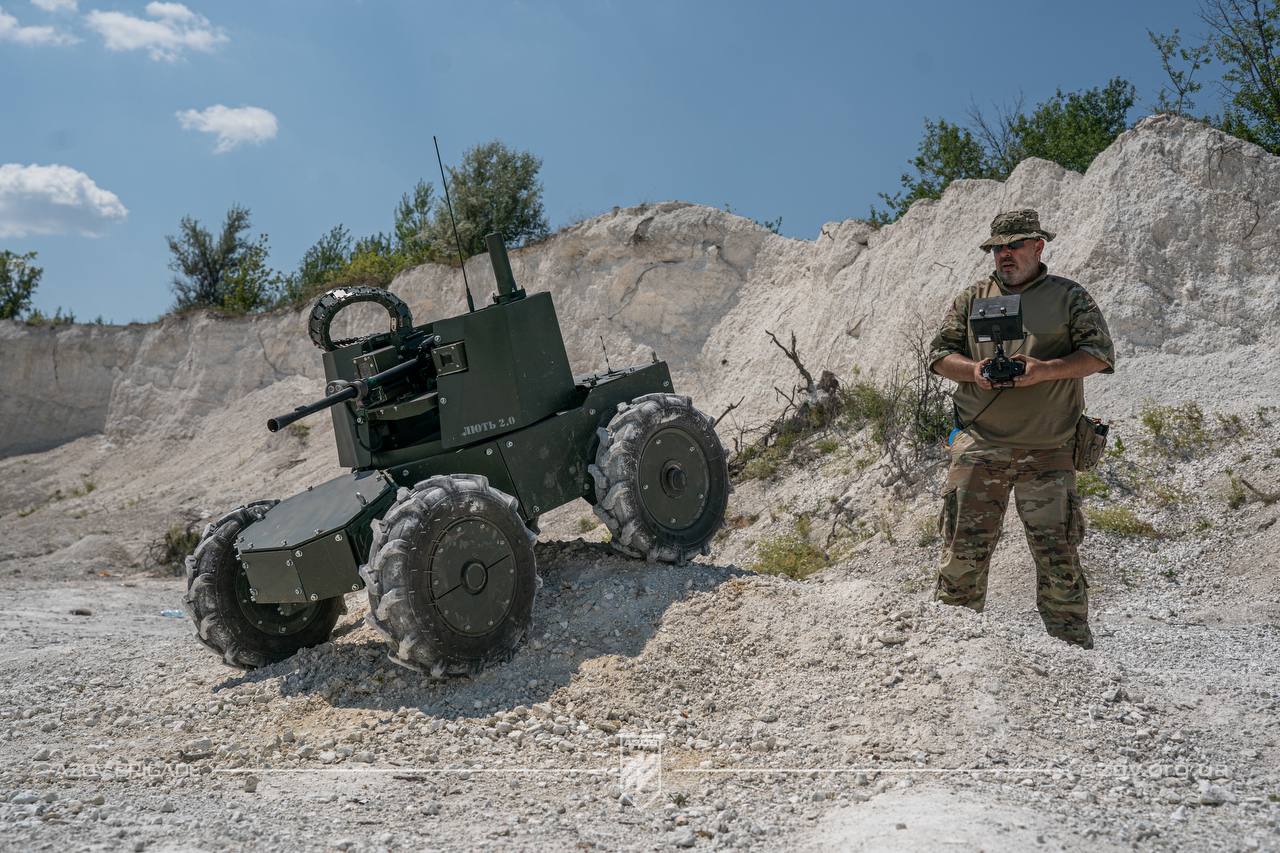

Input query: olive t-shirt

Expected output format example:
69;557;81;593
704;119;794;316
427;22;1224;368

926;266;1116;449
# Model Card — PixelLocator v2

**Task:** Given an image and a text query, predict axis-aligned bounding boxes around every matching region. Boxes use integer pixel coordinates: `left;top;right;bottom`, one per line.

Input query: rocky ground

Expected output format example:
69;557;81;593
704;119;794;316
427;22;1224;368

0;404;1277;852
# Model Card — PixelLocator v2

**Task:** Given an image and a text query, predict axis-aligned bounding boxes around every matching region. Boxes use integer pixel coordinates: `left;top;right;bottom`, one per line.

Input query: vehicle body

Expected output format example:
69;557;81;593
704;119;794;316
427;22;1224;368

184;235;729;673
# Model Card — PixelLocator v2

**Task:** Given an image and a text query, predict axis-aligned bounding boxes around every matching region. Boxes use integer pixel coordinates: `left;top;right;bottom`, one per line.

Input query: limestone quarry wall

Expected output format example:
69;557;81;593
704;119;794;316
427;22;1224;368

3;114;1279;458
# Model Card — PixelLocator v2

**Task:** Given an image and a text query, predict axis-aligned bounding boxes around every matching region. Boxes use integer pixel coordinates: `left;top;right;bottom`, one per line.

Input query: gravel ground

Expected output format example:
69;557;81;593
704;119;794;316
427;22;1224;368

0;412;1277;852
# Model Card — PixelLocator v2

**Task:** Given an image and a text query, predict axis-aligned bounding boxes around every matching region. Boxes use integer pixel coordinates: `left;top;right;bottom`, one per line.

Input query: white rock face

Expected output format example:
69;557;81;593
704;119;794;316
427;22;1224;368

2;114;1278;457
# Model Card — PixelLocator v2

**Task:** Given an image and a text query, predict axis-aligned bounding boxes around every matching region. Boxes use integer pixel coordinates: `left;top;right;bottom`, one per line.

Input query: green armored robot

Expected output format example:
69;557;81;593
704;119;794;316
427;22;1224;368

183;235;729;675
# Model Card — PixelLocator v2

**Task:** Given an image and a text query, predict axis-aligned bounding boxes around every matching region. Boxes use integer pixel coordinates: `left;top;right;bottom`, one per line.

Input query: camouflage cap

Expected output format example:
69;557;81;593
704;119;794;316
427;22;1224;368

979;208;1056;250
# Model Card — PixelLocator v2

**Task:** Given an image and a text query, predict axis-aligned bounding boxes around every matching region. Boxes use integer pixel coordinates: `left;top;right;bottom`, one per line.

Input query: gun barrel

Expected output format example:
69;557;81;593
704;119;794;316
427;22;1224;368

268;384;358;432
485;233;517;298
266;347;427;433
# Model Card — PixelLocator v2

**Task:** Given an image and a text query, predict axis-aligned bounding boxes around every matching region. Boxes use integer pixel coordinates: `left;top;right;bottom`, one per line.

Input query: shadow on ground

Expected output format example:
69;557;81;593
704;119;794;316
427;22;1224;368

213;539;746;718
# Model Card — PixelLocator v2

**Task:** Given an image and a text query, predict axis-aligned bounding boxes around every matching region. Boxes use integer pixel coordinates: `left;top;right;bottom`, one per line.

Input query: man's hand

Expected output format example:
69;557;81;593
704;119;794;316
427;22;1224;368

972;358;995;390
1012;351;1108;387
1011;354;1053;387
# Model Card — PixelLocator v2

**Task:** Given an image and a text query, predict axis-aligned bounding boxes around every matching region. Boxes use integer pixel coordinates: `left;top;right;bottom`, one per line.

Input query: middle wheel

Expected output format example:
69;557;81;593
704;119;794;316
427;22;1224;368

361;474;538;674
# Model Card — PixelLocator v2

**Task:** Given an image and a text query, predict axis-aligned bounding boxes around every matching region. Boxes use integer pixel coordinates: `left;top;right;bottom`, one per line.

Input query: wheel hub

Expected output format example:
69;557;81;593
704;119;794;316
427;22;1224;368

661;461;687;497
637;427;710;531
462;561;488;594
428;518;517;637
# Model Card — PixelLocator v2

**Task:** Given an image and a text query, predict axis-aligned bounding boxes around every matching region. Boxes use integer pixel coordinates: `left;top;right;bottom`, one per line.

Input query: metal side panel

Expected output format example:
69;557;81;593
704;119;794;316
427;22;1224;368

237;469;395;603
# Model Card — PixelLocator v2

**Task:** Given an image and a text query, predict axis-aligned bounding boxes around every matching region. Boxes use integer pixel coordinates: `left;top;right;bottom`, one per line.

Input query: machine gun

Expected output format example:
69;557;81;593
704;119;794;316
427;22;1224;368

267;336;435;433
265;233;529;438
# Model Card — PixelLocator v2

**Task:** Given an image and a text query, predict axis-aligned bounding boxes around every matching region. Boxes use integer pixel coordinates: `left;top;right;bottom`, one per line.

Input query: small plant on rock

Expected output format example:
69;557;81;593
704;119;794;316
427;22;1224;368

147;520;203;576
749;516;828;580
1076;471;1110;499
1086;505;1161;538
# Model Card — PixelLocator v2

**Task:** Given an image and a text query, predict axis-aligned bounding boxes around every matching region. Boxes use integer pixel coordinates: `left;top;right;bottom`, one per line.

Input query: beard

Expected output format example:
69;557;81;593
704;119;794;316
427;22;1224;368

995;261;1036;287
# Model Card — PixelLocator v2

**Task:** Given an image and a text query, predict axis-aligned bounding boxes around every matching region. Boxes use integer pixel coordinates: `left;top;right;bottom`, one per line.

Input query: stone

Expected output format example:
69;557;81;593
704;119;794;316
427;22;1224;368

1197;780;1234;806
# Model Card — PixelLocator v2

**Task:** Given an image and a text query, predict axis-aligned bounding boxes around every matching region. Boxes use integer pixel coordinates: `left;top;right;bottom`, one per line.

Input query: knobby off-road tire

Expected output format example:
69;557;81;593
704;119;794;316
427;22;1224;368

183;502;343;669
589;393;729;564
360;474;539;676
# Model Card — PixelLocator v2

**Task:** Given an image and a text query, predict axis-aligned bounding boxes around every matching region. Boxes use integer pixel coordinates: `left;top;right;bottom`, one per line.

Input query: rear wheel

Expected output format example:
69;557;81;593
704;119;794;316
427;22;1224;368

361;475;539;675
589;393;729;563
183;502;343;669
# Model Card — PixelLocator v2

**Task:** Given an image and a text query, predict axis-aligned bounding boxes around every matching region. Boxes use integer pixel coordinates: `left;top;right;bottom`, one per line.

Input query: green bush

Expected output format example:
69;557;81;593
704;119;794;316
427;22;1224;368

167;205;281;314
147;521;203;576
1139;400;1212;456
870;78;1135;224
0;250;41;320
748;529;828;579
1076;471;1110;498
23;306;75;326
1086;505;1161;538
423;140;550;259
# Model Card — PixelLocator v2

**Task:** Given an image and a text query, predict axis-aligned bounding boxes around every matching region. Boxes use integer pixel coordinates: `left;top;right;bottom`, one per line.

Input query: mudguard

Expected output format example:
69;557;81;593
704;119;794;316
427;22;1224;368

236;470;395;604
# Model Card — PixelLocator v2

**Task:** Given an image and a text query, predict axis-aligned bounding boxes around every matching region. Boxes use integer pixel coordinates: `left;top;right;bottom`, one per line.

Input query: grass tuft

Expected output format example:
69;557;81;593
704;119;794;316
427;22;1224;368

1086;505;1161;538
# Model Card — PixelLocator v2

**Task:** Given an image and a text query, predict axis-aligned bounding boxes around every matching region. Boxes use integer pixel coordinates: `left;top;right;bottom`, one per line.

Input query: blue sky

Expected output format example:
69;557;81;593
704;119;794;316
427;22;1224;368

2;0;1216;323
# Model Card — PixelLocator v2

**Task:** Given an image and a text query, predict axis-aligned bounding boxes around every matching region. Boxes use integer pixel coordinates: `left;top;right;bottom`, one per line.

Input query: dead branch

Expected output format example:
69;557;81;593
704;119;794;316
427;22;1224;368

765;329;815;393
712;396;745;428
1240;477;1280;504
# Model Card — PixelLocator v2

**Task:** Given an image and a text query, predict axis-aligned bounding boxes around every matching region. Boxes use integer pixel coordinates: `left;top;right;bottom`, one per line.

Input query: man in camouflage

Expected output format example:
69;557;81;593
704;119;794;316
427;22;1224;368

927;209;1115;649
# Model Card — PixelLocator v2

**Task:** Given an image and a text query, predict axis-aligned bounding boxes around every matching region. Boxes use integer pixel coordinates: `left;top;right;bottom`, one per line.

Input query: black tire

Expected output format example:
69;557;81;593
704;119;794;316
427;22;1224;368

361;475;539;675
589;393;729;564
183;502;343;669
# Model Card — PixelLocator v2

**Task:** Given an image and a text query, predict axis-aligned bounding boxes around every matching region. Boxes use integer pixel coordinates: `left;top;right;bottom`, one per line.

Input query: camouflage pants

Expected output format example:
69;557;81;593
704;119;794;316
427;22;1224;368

935;435;1092;647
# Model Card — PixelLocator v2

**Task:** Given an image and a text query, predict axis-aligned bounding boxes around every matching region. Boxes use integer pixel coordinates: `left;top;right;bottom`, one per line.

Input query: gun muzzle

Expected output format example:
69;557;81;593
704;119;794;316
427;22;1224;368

267;383;359;432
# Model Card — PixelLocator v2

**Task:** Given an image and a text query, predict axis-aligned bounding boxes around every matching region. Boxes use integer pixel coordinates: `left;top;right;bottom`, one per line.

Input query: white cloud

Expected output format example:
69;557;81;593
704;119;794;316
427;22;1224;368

0;6;77;44
145;1;193;21
85;2;225;61
30;0;78;12
0;163;128;238
176;104;278;154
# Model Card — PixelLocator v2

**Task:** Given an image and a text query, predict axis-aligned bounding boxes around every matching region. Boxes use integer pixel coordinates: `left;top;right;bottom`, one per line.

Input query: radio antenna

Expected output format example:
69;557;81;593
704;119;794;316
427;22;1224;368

599;335;613;373
433;136;475;313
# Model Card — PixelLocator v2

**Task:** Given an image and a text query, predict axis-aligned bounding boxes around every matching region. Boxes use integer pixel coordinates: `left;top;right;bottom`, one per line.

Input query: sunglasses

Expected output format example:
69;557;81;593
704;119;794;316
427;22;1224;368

988;239;1030;253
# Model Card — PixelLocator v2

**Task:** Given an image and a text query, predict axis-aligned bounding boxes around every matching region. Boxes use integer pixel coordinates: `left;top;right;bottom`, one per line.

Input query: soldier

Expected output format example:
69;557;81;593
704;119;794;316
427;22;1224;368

926;209;1115;649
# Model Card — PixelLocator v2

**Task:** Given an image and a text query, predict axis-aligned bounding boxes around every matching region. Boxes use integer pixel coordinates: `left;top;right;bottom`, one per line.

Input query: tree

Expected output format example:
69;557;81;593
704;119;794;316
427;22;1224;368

167;205;278;313
297;225;353;290
221;235;283;315
0;250;41;320
1011;78;1137;173
871;79;1136;225
394;179;435;263
1201;0;1280;154
869;119;993;225
429;141;549;258
1149;27;1212;116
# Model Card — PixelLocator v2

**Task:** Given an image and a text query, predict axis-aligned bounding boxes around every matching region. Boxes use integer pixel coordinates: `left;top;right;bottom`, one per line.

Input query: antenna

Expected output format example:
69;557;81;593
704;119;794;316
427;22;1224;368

433;136;475;313
599;335;613;373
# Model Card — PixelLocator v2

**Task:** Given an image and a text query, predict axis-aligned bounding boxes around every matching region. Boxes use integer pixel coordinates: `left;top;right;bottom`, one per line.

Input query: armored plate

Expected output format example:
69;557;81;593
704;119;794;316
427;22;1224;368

237;470;394;604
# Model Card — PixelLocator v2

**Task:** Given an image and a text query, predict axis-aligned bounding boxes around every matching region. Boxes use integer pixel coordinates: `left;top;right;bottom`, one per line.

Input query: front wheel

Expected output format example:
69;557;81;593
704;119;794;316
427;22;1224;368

183;502;343;669
589;393;729;563
361;475;539;675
